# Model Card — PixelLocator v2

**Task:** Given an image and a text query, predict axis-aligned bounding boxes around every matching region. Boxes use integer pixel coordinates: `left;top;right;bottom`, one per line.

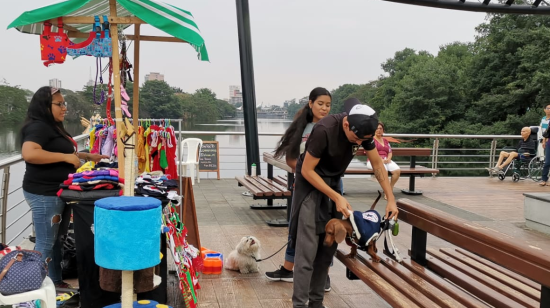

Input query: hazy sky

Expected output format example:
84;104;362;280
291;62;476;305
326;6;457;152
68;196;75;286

1;0;487;106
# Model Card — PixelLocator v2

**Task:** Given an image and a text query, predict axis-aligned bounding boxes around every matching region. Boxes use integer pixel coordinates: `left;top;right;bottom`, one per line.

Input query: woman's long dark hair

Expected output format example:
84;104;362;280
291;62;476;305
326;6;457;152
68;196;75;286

274;87;331;159
20;86;72;147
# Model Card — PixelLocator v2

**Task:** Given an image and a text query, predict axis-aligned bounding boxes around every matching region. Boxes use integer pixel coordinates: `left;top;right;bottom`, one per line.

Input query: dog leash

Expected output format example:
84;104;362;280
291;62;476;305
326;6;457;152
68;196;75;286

253;239;291;263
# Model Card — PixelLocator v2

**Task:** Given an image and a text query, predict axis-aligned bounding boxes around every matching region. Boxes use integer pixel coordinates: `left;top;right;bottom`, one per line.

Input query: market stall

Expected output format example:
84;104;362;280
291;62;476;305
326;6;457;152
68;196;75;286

8;1;208;307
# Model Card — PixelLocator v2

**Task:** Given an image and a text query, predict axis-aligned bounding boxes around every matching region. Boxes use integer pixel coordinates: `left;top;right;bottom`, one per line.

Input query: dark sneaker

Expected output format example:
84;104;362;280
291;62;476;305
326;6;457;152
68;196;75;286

265;265;293;282
325;275;331;292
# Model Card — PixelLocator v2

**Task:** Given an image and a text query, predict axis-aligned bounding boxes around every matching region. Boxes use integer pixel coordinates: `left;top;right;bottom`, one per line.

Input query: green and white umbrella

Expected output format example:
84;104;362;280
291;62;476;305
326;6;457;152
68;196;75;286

7;0;209;61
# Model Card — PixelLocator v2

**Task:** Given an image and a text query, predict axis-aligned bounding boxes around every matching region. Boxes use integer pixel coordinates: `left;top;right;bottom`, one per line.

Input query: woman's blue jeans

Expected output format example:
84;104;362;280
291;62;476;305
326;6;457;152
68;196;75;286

543;145;550;182
23;190;71;284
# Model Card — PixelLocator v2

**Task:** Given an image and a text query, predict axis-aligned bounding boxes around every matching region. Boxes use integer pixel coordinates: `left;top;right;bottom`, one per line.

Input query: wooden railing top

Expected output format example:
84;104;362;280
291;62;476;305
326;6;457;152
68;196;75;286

397;198;550;287
357;147;432;157
263;152;293;173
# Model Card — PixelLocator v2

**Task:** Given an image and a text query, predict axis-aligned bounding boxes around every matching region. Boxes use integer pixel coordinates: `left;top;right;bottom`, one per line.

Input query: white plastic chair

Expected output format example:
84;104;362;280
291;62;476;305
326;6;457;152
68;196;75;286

0;276;56;308
179;138;203;185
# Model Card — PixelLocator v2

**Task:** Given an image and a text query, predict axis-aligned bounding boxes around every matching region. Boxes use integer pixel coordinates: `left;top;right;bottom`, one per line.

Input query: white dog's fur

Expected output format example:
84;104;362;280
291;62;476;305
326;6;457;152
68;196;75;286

225;236;261;274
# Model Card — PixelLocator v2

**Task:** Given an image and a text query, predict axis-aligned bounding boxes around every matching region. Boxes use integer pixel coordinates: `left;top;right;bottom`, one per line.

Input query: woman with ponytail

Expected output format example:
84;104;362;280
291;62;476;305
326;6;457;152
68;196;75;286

265;87;333;290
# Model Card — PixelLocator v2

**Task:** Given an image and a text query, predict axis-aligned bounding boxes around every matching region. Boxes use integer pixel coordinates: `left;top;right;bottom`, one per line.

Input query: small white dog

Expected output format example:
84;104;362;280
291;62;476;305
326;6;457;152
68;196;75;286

225;236;261;274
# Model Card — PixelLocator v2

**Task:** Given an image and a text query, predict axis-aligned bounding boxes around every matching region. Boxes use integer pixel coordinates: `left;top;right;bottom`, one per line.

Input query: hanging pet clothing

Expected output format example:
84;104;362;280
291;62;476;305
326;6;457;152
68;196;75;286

67;16;112;58
40;17;70;67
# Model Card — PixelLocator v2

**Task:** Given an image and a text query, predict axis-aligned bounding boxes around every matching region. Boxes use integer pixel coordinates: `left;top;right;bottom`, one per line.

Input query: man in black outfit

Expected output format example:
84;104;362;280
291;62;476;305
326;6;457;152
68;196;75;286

289;98;399;308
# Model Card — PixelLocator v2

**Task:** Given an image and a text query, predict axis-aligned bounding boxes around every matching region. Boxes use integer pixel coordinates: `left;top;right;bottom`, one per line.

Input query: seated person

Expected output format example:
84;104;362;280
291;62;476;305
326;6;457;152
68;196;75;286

366;122;400;199
488;127;537;174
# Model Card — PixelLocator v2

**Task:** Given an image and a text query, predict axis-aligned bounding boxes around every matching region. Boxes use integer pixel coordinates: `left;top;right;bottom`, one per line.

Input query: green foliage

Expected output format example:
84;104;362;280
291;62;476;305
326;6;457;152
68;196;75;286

329;84;361;114
0;85;28;125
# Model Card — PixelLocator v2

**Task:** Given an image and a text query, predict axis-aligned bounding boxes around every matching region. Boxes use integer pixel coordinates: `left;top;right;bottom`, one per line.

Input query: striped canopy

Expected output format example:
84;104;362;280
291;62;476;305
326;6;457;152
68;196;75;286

7;0;209;61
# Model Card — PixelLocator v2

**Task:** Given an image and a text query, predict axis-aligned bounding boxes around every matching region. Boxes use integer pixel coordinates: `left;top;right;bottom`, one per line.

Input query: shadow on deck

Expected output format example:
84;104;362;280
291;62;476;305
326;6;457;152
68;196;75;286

167;176;550;307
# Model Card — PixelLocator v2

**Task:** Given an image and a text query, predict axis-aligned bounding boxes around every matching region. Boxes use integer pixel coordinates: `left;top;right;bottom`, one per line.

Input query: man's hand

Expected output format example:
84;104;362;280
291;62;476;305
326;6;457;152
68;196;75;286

385;199;398;220
335;195;353;219
544;142;547;149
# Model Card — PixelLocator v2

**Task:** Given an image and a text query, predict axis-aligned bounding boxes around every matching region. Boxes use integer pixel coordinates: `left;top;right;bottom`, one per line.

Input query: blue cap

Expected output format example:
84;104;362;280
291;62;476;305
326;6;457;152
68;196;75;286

349;210;381;247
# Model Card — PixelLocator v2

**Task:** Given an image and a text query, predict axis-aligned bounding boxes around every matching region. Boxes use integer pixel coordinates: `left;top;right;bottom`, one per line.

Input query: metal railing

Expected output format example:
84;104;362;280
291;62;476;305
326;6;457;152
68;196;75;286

0;131;524;245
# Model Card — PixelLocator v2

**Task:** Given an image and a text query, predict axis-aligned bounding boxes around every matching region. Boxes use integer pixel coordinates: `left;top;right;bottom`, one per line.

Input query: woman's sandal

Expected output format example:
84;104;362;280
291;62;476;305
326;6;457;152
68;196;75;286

539;181;547;186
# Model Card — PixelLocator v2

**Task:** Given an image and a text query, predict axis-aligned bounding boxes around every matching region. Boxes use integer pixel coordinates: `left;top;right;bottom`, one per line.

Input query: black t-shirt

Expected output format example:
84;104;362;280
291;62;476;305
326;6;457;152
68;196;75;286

296;113;375;177
22;121;76;196
517;138;536;154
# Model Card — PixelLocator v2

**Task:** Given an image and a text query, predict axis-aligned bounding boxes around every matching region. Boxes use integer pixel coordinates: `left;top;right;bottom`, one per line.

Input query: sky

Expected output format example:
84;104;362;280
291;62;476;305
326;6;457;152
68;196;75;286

0;0;487;106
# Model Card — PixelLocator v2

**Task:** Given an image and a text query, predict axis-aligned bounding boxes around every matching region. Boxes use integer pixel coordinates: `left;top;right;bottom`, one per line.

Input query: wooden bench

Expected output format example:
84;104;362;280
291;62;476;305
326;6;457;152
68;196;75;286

337;198;550;308
235;153;294;227
354;147;438;195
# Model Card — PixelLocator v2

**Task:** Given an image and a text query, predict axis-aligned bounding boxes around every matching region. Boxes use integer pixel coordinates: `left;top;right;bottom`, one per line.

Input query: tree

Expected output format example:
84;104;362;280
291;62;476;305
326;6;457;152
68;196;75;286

330;84;361;114
139;80;181;118
0;85;28;125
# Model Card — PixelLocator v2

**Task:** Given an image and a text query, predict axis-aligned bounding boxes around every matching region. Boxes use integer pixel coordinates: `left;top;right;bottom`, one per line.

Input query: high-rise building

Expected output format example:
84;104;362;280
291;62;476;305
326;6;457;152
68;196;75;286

49;78;62;89
145;72;164;81
228;85;243;105
86;67;94;87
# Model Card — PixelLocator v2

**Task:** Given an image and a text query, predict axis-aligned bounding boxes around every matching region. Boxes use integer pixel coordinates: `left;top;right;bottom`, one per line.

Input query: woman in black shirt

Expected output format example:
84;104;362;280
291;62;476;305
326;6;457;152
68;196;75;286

21;86;107;288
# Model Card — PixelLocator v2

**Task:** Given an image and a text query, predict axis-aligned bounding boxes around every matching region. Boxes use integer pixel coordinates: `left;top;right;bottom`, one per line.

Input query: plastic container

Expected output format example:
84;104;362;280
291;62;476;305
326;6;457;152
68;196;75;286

202;253;223;275
251;163;257;177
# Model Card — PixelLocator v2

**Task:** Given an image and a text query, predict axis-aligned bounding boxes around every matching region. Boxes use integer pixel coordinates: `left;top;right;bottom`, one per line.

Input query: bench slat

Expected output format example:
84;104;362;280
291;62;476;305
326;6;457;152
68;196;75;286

273;175;288;188
335;250;421;308
455;249;541;291
353;253;443;308
235;176;264;197
400;259;489;308
244;175;274;197
440;248;540;301
427;249;536;308
255;177;284;197
257;177;291;197
382;257;472;308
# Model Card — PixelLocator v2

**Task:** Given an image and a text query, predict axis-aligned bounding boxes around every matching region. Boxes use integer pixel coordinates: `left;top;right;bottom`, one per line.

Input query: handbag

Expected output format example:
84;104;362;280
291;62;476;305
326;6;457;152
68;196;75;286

40;17;70;67
0;250;47;295
543;127;550;139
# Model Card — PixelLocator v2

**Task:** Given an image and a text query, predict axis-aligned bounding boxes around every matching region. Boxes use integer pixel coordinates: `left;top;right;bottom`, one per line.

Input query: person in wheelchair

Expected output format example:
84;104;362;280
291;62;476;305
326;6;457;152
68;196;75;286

488;127;537;174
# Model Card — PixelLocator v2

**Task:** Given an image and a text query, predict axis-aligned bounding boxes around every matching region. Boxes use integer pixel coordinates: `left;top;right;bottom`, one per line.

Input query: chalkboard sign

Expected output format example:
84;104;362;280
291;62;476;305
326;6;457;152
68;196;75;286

199;141;220;179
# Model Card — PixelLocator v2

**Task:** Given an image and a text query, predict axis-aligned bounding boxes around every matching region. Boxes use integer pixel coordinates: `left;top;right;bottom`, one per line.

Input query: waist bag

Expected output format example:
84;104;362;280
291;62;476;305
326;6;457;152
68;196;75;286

0;250;47;295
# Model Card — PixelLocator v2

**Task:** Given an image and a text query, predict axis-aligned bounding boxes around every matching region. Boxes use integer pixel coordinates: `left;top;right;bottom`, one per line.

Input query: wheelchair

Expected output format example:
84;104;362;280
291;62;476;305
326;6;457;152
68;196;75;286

497;126;544;182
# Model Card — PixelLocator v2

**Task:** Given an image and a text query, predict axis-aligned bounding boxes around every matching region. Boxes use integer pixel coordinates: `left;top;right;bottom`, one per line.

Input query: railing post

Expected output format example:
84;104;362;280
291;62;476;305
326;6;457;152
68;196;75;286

411;226;427;266
1;166;10;244
489;139;497;177
432;138;439;177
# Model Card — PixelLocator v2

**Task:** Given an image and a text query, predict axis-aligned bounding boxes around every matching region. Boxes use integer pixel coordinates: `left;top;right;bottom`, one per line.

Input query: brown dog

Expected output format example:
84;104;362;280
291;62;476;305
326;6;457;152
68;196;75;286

324;191;382;262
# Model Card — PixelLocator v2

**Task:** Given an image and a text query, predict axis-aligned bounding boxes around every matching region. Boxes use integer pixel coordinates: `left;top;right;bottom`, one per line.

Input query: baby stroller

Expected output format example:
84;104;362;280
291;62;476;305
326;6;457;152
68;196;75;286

498;126;543;182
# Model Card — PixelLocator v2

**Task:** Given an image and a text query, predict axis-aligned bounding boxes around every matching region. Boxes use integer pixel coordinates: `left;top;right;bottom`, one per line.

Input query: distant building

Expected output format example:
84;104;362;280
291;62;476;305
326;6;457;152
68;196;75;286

49;78;62;89
228;85;243;105
145;72;164;81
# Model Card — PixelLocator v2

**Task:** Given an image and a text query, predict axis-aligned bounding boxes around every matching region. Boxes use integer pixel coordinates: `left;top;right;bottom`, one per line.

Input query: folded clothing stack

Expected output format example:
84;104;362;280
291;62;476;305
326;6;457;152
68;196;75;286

134;173;180;205
58;169;124;205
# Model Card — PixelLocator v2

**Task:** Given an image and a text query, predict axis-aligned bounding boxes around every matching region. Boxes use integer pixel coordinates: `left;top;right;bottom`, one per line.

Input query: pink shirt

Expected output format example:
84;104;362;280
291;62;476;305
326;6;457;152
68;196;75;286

373;138;392;159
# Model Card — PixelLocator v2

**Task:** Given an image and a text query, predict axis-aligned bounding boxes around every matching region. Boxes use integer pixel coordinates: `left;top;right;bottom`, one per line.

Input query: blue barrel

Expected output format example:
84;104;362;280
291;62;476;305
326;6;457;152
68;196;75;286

94;197;162;271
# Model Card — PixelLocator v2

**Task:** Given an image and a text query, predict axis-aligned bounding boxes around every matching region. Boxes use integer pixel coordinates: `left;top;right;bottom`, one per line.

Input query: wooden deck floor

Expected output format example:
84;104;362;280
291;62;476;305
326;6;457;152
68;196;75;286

163;176;550;307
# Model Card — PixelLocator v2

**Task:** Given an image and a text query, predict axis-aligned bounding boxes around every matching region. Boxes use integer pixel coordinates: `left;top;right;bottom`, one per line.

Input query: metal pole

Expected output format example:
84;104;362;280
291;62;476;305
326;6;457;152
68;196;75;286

1;166;10;244
178;119;182;192
236;0;261;175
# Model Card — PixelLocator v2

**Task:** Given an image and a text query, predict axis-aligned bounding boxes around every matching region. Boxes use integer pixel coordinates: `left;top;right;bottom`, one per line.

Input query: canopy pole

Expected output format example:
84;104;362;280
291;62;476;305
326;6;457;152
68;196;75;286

133;24;140;134
109;0;126;185
236;0;261;176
